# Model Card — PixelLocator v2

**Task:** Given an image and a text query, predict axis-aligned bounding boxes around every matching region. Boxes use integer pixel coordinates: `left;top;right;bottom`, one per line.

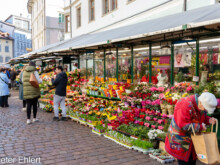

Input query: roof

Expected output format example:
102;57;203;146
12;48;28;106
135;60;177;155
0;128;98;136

5;14;31;22
15;3;220;60
46;3;220;53
0;21;15;28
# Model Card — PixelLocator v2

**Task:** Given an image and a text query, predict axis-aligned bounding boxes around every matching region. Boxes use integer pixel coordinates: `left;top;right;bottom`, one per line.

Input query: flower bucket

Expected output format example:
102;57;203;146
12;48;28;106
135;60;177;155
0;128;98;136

167;105;174;115
160;104;167;115
94;91;98;96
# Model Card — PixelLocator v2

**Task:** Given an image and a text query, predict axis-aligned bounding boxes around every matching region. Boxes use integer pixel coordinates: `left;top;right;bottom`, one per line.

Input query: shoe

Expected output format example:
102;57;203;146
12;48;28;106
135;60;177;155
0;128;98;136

26;119;31;125
33;118;39;123
53;117;60;121
22;108;26;111
5;105;9;107
61;117;68;121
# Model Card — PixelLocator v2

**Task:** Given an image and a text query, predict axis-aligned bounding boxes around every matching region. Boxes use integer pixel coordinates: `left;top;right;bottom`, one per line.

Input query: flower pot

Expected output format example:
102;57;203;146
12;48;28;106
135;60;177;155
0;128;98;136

167;105;174;115
160;104;167;115
152;140;160;149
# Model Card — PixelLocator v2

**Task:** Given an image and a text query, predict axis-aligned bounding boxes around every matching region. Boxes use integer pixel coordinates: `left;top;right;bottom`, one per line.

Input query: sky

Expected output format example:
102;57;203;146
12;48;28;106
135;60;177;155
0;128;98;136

0;0;29;21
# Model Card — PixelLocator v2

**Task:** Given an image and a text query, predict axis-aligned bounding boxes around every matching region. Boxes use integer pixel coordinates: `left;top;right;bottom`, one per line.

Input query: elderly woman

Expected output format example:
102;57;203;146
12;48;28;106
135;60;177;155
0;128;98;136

0;68;10;108
165;92;218;165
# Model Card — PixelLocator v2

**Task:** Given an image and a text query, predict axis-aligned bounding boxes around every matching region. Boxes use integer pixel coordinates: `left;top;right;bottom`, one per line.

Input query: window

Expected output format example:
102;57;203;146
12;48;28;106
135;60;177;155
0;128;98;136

111;0;117;11
103;0;109;14
76;6;81;28
5;46;9;52
5;57;11;62
65;15;70;32
0;56;3;63
89;0;95;22
103;0;117;15
59;13;64;23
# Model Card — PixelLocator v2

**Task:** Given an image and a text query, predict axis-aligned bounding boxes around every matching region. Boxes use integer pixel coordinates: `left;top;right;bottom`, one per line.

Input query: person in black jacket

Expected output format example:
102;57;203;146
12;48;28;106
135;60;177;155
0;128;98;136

51;66;68;121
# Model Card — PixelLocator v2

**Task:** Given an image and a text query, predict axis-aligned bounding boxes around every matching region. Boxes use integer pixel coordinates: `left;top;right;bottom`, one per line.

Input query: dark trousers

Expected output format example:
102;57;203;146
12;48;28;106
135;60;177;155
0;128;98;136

178;153;196;165
0;96;8;107
23;100;26;108
26;98;38;119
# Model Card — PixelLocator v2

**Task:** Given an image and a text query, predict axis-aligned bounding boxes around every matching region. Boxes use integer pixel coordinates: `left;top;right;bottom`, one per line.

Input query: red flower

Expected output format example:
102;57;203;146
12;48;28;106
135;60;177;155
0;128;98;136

139;122;144;126
139;115;145;119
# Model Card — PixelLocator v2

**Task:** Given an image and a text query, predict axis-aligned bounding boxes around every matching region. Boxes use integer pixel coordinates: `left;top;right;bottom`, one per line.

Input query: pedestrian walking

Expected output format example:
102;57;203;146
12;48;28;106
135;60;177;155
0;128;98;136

51;66;68;121
23;62;42;124
10;68;17;90
19;66;26;111
0;68;10;108
165;92;217;165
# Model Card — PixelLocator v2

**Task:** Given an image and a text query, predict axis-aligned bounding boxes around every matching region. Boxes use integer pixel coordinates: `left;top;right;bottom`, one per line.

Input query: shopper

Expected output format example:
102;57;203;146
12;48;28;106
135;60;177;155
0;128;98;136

0;68;10;108
23;62;42;124
10;68;17;90
51;66;68;121
165;92;217;165
19;66;26;111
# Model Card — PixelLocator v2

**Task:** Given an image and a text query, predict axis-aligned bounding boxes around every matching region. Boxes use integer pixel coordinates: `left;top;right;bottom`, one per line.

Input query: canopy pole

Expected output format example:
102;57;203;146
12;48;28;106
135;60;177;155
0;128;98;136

93;52;95;81
149;43;152;84
69;56;72;71
104;49;106;82
171;43;174;86
116;46;119;82
78;55;80;69
131;45;134;83
196;39;200;85
86;53;88;79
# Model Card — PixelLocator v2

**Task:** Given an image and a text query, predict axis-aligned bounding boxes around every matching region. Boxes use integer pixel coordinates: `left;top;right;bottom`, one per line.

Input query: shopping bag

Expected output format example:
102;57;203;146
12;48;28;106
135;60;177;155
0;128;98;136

29;72;39;88
191;120;220;164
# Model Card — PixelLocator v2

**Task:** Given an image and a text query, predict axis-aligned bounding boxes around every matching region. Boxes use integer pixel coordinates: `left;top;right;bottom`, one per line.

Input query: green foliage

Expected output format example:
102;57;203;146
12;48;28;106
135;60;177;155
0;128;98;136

175;72;184;83
131;139;153;149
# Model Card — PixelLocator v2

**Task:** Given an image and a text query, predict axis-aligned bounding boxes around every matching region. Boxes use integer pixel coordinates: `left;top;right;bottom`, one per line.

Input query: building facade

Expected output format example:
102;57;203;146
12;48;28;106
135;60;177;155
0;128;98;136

0;32;13;64
5;15;32;58
27;0;64;50
63;0;219;39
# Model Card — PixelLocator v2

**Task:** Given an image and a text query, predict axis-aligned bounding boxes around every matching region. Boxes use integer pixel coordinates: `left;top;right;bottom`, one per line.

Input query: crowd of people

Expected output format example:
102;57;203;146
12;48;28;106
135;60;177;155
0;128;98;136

0;61;68;125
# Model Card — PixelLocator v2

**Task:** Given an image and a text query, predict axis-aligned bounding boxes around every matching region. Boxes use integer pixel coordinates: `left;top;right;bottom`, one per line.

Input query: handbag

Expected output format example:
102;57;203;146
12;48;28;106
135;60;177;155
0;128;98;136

191;120;220;164
0;76;9;85
29;72;39;88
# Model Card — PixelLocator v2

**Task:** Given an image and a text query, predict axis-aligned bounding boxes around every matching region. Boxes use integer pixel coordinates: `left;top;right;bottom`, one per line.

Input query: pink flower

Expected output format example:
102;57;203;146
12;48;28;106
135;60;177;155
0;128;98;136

158;119;164;124
158;126;164;130
134;120;140;124
159;93;165;99
162;114;167;118
150;87;157;92
157;87;165;92
153;118;158;121
145;116;151;121
144;123;150;127
145;100;152;105
151;125;156;129
186;86;193;92
168;115;174;119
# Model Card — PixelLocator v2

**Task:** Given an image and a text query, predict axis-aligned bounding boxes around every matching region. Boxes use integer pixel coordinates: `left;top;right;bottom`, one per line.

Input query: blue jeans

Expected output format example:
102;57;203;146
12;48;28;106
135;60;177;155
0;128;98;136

53;95;66;117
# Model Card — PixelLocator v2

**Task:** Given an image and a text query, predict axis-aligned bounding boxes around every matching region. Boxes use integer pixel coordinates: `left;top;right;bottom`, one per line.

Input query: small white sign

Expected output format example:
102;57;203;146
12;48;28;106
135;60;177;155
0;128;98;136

193;76;199;82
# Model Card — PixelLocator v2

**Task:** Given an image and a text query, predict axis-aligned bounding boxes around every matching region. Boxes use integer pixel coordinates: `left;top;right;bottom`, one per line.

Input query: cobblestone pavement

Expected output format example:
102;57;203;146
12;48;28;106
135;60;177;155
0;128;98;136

0;91;204;165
